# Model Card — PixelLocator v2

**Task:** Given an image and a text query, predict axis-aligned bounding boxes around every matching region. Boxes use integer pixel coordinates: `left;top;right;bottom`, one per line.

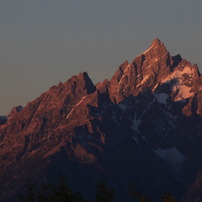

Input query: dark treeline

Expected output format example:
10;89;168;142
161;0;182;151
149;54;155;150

18;177;178;202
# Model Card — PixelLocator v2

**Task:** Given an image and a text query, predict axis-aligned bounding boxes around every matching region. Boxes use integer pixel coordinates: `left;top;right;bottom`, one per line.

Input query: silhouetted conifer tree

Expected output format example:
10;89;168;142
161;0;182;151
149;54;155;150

161;192;178;202
18;177;85;202
129;183;153;202
95;181;115;202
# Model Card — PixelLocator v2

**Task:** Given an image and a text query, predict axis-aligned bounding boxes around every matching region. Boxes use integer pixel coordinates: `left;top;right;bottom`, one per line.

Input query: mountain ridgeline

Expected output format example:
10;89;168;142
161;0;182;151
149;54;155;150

1;39;202;201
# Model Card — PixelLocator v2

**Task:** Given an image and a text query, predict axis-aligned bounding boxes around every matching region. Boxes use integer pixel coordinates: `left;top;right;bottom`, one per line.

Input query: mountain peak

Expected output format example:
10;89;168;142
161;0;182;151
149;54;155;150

151;38;162;46
63;71;96;95
138;39;167;58
150;38;166;50
1;39;202;202
78;72;96;94
78;71;90;80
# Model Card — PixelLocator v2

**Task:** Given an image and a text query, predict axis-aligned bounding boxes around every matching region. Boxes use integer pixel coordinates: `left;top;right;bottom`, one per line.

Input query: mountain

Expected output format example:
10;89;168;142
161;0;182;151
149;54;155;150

1;39;202;201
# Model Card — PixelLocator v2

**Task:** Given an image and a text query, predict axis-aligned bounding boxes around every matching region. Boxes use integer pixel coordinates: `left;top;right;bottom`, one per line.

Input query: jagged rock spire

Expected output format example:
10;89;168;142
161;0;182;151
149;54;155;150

138;38;168;60
151;38;164;46
108;39;172;103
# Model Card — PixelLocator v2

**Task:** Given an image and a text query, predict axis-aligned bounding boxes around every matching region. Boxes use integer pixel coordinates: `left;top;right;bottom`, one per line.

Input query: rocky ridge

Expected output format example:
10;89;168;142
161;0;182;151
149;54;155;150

0;39;202;201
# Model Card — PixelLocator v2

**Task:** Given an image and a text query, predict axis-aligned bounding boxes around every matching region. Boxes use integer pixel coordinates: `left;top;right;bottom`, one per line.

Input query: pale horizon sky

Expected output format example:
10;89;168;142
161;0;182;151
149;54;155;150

0;0;202;115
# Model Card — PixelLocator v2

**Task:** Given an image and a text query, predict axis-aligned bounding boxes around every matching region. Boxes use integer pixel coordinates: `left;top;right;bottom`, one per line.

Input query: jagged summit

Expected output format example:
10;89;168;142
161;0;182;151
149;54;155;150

139;38;168;59
108;39;173;102
65;71;96;94
74;71;91;82
107;39;202;104
151;38;163;46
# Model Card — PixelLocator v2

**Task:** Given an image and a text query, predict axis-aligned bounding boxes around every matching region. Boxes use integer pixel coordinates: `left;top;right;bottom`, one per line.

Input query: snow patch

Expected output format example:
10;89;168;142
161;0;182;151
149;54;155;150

146;58;159;69
124;64;131;73
118;64;131;85
142;43;156;55
136;75;149;88
132;136;139;143
66;96;87;119
174;85;194;101
161;66;195;101
162;66;194;83
154;147;185;171
131;114;142;133
93;113;100;117
118;103;127;111
154;93;168;104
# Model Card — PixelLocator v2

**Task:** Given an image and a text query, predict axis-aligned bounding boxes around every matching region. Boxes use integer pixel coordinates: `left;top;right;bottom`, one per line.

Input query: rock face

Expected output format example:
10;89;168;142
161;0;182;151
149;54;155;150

0;39;202;201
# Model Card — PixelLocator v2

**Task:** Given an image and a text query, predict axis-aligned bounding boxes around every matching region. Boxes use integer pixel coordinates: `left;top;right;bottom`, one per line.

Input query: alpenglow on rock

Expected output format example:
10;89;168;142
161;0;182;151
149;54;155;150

0;39;202;202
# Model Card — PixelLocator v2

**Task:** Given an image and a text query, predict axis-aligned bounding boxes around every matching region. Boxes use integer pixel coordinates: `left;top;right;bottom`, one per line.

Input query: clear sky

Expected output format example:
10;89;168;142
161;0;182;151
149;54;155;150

0;0;201;115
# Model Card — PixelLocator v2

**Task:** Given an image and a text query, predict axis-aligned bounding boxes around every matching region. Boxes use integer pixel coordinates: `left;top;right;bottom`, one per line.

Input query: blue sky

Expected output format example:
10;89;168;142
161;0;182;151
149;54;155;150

0;0;202;114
